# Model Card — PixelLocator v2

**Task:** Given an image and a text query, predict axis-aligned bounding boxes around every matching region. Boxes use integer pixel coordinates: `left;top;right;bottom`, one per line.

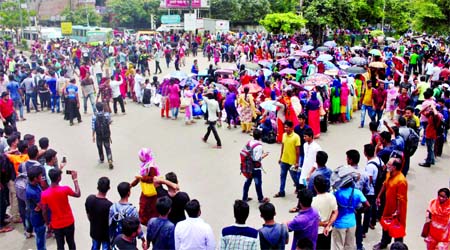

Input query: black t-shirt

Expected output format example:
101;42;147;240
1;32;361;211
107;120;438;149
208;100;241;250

168;191;190;225
85;195;113;241
112;235;137;250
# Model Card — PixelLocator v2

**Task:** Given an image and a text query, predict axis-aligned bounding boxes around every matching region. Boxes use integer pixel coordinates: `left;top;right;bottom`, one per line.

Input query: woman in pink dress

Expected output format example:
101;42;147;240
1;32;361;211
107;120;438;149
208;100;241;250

386;83;399;120
168;79;181;119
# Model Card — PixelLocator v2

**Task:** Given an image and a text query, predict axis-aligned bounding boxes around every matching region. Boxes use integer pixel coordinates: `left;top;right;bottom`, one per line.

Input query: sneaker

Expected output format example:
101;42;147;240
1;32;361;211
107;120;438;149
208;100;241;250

108;160;114;169
418;162;431;167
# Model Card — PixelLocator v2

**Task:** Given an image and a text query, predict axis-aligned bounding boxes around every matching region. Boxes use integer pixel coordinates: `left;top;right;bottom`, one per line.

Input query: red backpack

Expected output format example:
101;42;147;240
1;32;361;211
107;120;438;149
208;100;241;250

240;141;261;178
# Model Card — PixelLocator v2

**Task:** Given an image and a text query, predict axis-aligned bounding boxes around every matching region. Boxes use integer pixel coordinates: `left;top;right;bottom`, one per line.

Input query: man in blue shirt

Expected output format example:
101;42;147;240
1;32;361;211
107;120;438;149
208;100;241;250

308;151;332;196
26;165;46;250
6;74;24;120
331;171;370;250
147;196;175;250
46;72;59;113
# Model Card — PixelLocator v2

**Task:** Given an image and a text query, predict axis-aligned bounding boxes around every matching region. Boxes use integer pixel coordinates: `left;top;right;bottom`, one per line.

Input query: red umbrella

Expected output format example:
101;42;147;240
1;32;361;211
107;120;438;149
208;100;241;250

219;78;239;85
239;83;262;94
393;56;406;65
288;80;301;87
294;50;309;57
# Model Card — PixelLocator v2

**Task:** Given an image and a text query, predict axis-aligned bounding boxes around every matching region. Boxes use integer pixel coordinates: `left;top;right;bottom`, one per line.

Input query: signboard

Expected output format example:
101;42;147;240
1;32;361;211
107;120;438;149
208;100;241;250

61;22;72;35
165;0;201;8
161;15;181;24
215;20;229;32
184;13;196;31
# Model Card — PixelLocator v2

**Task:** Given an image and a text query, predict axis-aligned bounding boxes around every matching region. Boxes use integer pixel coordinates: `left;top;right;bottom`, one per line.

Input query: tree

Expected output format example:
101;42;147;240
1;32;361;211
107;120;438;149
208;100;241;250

107;0;160;28
259;12;307;34
269;0;297;13
61;6;102;26
211;0;271;25
0;1;36;41
410;0;446;34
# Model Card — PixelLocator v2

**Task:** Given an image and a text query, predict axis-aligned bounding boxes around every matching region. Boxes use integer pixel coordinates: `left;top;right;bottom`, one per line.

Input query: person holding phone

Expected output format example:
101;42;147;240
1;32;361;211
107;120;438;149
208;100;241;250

41;168;81;250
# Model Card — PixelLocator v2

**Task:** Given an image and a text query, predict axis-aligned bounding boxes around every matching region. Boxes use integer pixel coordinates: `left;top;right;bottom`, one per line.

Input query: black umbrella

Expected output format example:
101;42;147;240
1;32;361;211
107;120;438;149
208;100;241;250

344;66;367;74
316;46;330;52
349;57;367;66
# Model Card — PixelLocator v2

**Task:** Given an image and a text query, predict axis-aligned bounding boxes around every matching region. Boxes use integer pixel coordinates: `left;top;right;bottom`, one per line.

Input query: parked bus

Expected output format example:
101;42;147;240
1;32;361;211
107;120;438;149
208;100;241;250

23;27;62;41
70;26;113;45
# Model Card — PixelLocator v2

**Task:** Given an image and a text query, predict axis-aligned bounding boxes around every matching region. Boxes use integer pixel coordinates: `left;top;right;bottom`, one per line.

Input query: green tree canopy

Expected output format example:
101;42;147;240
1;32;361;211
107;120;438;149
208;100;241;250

61;6;102;26
211;0;271;24
107;0;160;28
0;1;36;40
259;12;307;34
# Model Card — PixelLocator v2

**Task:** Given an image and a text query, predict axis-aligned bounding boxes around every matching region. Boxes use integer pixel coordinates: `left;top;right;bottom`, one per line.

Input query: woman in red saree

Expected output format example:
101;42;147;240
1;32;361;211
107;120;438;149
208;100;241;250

306;91;321;138
425;188;450;250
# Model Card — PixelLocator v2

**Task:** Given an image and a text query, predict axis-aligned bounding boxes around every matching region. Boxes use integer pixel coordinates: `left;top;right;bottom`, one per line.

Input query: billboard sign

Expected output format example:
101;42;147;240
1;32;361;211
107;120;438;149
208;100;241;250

161;15;181;24
165;0;201;8
61;22;73;35
184;13;196;31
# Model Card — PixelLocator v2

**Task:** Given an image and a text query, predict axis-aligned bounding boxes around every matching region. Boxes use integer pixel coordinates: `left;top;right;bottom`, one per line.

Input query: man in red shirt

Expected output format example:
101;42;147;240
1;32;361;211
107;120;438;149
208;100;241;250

79;62;90;81
0;91;16;130
372;83;387;123
41;169;80;249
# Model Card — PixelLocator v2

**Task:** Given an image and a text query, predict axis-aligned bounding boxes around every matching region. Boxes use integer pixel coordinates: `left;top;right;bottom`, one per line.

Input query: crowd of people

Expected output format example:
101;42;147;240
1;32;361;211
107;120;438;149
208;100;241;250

0;29;448;250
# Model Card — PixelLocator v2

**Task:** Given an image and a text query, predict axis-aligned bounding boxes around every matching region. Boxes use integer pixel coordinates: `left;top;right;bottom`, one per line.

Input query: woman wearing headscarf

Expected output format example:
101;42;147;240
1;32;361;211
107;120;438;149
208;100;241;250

340;81;350;122
330;76;341;123
168;79;181;120
306;91;322;138
237;86;256;133
224;91;238;129
424;188;450;250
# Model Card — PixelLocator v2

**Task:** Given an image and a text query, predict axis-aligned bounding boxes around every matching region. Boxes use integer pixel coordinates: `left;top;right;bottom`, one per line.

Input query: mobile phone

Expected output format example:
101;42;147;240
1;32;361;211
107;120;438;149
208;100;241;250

62;156;67;163
66;170;72;175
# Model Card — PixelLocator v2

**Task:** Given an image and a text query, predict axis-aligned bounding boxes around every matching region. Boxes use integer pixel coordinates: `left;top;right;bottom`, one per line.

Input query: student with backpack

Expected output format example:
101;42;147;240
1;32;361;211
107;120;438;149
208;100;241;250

109;182;145;248
241;129;270;203
363;144;382;234
258;202;289;250
92;102;113;169
146;196;175;250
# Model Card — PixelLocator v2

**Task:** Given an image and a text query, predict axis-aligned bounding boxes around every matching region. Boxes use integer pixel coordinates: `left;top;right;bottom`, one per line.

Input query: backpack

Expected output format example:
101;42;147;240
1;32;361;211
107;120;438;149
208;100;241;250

368;158;384;196
109;203;134;244
240;141;262;178
95;113;111;139
330;165;360;191
405;128;419;156
259;223;288;250
262;131;276;144
14;162;28;201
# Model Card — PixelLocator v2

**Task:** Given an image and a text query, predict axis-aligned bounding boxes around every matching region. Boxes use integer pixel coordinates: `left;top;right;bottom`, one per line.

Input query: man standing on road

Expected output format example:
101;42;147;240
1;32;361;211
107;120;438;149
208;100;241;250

242;129;270;203
110;76;126;115
6;75;25;121
85;177;113;250
153;48;162;75
174;199;216;250
202;92;222;149
372;82;387;123
0;92;17;130
41;169;81;250
21;72;39;113
274;120;300;198
92;102;113;169
80;71;97;114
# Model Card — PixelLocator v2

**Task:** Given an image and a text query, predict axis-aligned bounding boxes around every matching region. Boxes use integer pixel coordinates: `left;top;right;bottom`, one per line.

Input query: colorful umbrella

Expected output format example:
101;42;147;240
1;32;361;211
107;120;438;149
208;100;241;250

349;57;367;66
316;46;330;52
218;78;239;85
244;62;261;71
179;78;199;87
344;66;367;74
350;46;365;51
317;54;333;61
393;56;406;64
288;80;301;87
369;61;387;68
386;37;396;42
215;69;234;74
279;68;297;75
275;52;286;57
301;45;314;51
369;49;382;56
259;100;277;112
239;83;262;94
170;71;188;80
324;41;337;48
324;69;339;76
198;70;208;77
262;68;272;77
323;61;337;70
294;50;309;57
258;60;272;68
337;60;351;69
304;73;333;86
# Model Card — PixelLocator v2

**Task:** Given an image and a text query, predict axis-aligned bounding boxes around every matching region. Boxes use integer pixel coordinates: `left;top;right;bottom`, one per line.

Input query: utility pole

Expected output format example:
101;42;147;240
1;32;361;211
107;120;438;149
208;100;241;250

381;0;386;33
17;0;23;41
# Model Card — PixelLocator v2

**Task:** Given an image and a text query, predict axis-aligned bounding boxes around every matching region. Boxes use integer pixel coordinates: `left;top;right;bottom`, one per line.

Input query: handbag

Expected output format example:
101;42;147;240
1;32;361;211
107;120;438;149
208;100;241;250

380;216;406;238
319;106;326;116
180;97;190;108
141;182;157;197
421;221;430;238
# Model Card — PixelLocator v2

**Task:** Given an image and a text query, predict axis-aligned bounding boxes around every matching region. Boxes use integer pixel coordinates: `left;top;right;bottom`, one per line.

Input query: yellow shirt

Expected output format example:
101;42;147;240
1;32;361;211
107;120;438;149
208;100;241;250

281;132;300;165
362;88;373;106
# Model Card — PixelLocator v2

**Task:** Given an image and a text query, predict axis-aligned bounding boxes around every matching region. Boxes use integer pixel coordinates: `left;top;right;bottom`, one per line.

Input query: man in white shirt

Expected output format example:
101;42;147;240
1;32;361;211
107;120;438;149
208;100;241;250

311;175;338;250
134;69;144;103
301;128;322;188
174;199;215;250
93;58;103;84
110;76;125;114
363;144;382;235
201;93;222;149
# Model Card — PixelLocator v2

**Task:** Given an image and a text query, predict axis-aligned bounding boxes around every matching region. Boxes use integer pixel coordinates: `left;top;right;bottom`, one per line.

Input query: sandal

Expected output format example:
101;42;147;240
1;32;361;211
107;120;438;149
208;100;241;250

0;226;13;233
289;207;300;213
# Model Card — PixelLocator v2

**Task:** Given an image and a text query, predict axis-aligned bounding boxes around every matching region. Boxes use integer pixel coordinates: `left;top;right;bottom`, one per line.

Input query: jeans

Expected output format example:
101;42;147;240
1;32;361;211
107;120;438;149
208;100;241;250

380;229;403;247
54;223;76;250
402;152;410;176
39;92;51;110
3;113;16;131
421;121;428;145
113;96;125;114
34;224;47;250
355;210;363;249
374;109;383;123
51;95;61;112
18;198;33;233
171;107;179;119
25;92;39;112
278;162;300;196
363;195;377;234
96;137;112;162
91;239;109;250
154;61;162;74
95;73;102;85
0;187;8;228
13;98;24;119
425;138;435;164
203;121;222;146
83;93;96;113
242;169;263;201
360;104;375;127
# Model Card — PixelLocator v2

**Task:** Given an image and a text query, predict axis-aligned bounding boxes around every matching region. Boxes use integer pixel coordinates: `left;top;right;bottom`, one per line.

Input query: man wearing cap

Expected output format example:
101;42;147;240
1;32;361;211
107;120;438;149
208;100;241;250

0;92;16;129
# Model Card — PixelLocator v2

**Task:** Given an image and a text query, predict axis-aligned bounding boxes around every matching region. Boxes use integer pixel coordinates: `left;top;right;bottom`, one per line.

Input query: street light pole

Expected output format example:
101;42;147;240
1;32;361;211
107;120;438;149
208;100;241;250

381;0;386;33
17;0;23;41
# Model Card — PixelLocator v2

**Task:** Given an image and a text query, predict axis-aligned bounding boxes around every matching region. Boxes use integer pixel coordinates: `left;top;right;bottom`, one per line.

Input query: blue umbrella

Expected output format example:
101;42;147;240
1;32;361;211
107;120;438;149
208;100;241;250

301;45;314;51
317;54;333;61
323;61;337;70
260;100;277;112
324;41;337;47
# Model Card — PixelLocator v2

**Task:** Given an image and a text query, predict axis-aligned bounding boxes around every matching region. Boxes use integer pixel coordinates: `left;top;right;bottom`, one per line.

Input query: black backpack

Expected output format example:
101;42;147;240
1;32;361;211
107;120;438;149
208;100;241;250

95;113;110;139
405;128;419;156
